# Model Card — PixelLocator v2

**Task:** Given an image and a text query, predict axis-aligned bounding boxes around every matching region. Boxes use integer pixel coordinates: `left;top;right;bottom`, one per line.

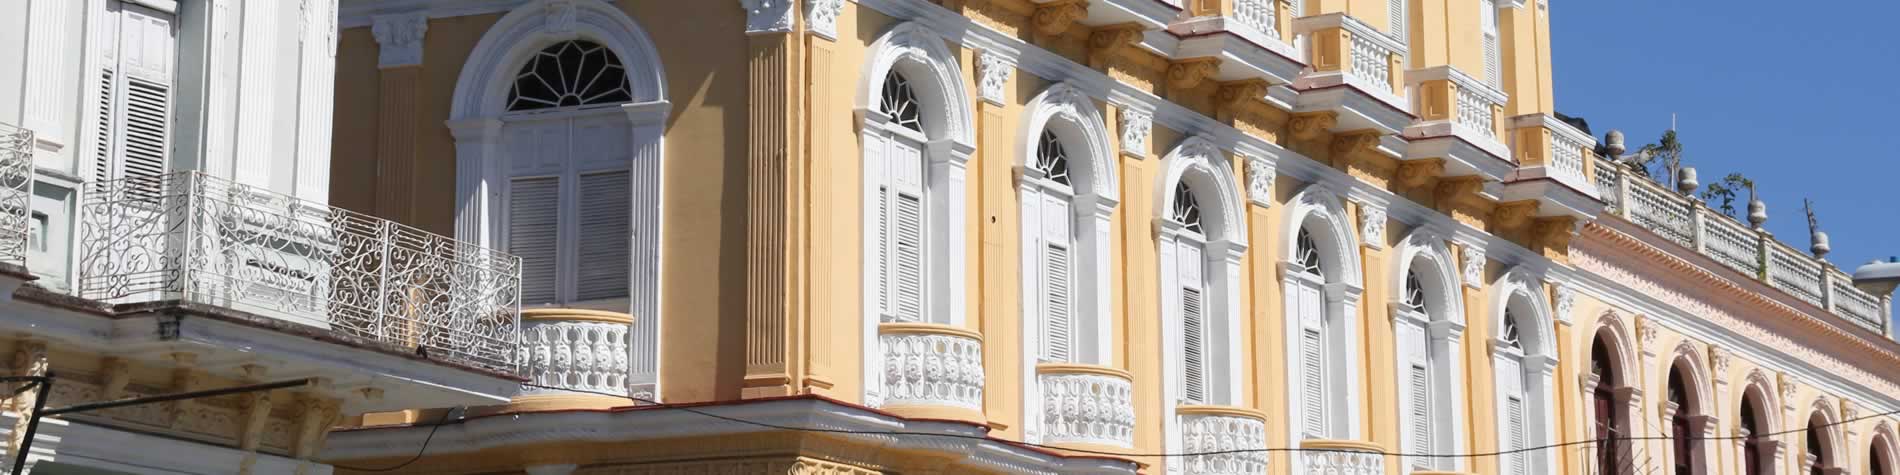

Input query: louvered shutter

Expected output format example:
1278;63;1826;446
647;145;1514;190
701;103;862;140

95;2;176;193
1040;192;1074;362
1482;0;1501;87
1507;395;1528;475
1181;287;1206;404
1297;280;1327;438
575;171;630;301
510;177;560;305
888;138;925;323
1408;362;1432;469
1389;0;1406;40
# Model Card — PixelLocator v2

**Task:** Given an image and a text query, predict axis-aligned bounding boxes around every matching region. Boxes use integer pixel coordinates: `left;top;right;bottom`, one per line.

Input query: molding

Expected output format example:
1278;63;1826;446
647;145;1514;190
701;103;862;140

740;0;795;34
370;11;428;68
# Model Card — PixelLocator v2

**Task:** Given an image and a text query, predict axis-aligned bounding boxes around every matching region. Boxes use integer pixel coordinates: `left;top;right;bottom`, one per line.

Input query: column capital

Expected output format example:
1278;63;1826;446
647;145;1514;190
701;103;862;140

371;11;428;68
1117;107;1152;159
740;0;794;35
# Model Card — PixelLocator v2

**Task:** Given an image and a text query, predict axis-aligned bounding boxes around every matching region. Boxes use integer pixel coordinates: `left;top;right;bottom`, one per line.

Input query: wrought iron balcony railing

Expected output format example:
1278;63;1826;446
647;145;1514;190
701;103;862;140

78;171;522;373
0;122;33;267
1595;158;1886;333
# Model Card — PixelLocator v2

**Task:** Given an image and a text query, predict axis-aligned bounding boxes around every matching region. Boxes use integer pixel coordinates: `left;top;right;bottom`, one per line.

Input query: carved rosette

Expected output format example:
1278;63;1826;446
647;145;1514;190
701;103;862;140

1119;108;1152;158
878;324;985;410
1246;154;1275;207
1177;406;1270;474
977;51;1014;105
1037;365;1136;448
520;311;634;397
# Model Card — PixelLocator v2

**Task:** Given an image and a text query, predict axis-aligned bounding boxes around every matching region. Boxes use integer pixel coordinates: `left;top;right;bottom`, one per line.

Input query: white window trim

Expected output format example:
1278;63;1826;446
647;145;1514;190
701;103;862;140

1155;137;1249;468
1015;83;1120;444
856;22;977;409
447;0;668;401
1490;269;1560;475
1392;229;1469;473
1280;185;1366;459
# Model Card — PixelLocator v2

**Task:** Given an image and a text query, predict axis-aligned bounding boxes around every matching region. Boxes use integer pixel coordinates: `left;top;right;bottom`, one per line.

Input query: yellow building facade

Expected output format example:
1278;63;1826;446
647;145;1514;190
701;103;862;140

320;1;1900;474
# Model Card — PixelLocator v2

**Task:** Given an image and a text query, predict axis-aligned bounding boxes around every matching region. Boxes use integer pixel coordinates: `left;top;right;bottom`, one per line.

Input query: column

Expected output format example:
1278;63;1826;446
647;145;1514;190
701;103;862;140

370;12;426;223
802;0;844;398
295;0;339;204
740;0;803;399
235;0;283;188
973;48;1016;434
1352;198;1393;448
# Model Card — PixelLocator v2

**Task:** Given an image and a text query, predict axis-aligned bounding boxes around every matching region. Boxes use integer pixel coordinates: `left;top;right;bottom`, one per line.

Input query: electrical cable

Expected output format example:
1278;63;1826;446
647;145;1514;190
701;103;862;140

328;406;462;473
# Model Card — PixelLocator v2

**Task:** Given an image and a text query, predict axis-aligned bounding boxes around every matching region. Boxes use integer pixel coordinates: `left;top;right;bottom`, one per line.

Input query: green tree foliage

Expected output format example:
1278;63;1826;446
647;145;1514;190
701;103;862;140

1697;173;1755;219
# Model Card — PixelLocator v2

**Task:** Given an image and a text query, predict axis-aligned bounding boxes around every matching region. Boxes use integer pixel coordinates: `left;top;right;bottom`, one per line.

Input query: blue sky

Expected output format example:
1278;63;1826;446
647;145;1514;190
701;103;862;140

1548;1;1900;293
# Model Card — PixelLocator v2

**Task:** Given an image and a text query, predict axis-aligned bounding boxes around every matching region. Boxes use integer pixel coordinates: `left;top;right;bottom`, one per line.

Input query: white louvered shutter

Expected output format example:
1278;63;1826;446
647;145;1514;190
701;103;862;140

1297;280;1327;438
1482;0;1501;87
575;171;631;301
1179;242;1207;404
1408;362;1432;469
1040;193;1074;362
1389;0;1406;40
888;138;925;323
95;2;176;192
510;177;561;305
1506;395;1528;475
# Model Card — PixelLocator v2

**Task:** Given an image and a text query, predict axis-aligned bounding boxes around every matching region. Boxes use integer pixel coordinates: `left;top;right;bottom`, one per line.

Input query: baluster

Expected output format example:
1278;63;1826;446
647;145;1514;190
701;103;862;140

1691;203;1708;254
1754;228;1771;283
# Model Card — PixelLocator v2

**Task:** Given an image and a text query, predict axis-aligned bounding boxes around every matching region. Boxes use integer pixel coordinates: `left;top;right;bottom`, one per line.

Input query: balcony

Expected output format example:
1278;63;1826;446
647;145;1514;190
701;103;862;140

0;122;33;270
1036;363;1136;450
1300;439;1386;474
1167;0;1306;90
1493;113;1603;219
77;171;523;376
1293;13;1412;134
1176;405;1270;474
514;308;634;410
1402;66;1515;182
876;322;985;421
1595;158;1889;334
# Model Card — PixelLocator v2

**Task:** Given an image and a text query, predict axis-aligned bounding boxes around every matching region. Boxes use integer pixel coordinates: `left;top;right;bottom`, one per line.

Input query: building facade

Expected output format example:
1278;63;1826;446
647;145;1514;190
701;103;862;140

0;0;524;473
5;0;1899;474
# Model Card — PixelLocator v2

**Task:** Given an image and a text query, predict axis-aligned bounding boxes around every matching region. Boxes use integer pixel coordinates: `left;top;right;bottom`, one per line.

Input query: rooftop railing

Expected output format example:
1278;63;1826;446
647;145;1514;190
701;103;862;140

78;171;523;373
0;122;33;267
1596;158;1886;333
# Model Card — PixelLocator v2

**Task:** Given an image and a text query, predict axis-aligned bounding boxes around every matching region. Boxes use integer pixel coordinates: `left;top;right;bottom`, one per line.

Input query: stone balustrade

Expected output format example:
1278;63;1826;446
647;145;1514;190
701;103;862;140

519;309;634;399
1177;405;1269;474
1295;13;1406;99
877;323;985;421
1037;363;1136;449
1300;439;1385;475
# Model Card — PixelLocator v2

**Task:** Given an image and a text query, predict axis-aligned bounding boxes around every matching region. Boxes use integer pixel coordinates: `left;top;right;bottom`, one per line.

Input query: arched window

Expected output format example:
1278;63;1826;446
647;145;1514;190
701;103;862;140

1591;338;1623;475
1669;368;1693;475
1280;186;1366;458
871;69;930;324
499;40;637;310
1392;230;1468;474
1175;182;1210;403
1809;417;1826;475
1872;431;1895;475
1292;227;1329;436
1491;271;1558;475
1737;376;1779;475
1498;308;1530;474
1741;398;1763;475
1155;137;1251;466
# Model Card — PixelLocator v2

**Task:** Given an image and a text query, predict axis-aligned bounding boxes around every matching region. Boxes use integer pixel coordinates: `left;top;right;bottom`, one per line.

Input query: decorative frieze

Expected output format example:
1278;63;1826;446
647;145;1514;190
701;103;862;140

1118;108;1151;158
977;51;1014;105
370;12;427;68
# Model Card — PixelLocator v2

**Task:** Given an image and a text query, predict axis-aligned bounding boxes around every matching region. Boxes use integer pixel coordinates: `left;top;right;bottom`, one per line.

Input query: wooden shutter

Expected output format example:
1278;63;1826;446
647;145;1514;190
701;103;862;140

1297;279;1327;438
1482;0;1501;87
575;171;630;301
1181;286;1206;404
1507;395;1528;475
1040;193;1074;362
888;138;925;323
95;2;176;191
1389;0;1406;40
1408;362;1432;469
510;177;560;305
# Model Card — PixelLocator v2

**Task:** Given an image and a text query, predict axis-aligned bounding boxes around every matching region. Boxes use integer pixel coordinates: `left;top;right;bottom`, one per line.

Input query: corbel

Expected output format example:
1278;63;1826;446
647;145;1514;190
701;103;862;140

237;364;273;452
1288;111;1336;141
1166;58;1220;92
1086;23;1145;70
166;352;202;428
1397;159;1445;189
1214;79;1271;123
1533;217;1578;257
292;396;342;459
1032;0;1089;37
1328;131;1381;163
1491;200;1539;234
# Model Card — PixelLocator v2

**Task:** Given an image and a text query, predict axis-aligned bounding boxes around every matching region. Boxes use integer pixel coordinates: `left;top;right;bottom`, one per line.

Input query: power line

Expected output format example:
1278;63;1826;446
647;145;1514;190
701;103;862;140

327;406;462;473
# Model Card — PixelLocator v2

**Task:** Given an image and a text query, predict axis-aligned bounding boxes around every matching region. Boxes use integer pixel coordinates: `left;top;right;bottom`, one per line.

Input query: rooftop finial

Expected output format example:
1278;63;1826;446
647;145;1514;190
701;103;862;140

1806;199;1830;259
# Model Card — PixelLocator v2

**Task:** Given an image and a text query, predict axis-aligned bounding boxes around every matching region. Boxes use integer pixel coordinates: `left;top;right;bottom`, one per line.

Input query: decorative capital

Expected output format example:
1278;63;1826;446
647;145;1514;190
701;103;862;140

1397;159;1444;188
1708;344;1732;378
1167;58;1221;91
740;0;794;35
977;51;1015;105
1549;279;1575;324
371;11;428;68
1460;244;1485;287
1778;373;1799;407
1118;108;1151;158
1087;23;1146;69
1635;315;1659;356
806;0;844;40
1033;0;1089;36
1289;112;1337;141
1356;202;1386;249
1246;154;1275;208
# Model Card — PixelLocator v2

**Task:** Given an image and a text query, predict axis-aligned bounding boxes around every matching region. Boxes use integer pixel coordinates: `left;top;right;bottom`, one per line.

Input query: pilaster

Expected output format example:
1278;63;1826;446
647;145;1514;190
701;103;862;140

236;0;285;188
803;4;842;398
973;47;1018;436
742;7;806;399
371;11;427;224
296;0;340;204
1352;198;1395;451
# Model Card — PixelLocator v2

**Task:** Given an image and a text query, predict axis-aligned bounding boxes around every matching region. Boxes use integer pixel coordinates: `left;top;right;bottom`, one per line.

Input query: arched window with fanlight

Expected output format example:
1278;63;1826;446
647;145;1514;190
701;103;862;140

869;70;929;324
1392;231;1468;474
1280;185;1368;458
1174;183;1211;403
1490;271;1560;475
1291;227;1329;435
1155;137;1253;470
501;39;636;310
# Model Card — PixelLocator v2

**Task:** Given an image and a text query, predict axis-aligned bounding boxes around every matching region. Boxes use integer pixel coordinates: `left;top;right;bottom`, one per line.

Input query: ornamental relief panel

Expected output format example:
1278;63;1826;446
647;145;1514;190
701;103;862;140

1570;243;1900;398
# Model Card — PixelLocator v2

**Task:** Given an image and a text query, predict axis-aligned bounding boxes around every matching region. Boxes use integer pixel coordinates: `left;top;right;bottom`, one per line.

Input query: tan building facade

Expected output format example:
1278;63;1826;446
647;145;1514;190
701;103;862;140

317;1;1900;474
